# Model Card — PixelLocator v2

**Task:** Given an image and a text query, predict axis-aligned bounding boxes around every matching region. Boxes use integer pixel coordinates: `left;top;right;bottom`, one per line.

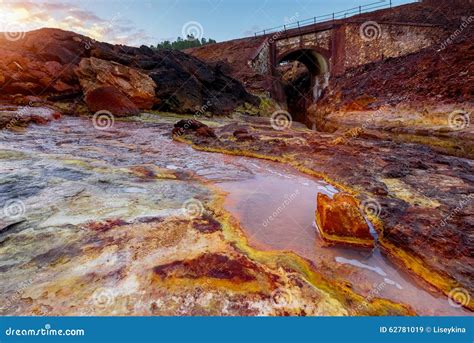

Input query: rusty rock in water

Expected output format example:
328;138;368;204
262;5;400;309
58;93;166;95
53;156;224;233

316;193;374;248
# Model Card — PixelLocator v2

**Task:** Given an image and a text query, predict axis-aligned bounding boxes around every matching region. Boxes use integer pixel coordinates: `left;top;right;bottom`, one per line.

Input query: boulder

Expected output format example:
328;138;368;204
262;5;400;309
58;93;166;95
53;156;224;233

316;193;374;248
196;126;217;138
75;57;156;110
84;86;139;117
0;30;80;96
173;119;216;138
0;28;258;116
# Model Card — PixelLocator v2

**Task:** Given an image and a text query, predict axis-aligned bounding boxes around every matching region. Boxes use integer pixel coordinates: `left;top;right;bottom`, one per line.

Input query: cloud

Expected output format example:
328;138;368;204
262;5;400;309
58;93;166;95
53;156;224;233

67;8;103;23
0;0;153;46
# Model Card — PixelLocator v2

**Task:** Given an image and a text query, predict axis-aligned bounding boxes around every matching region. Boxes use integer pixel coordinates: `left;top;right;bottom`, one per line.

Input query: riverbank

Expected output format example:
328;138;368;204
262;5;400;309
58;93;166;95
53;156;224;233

0;115;420;316
173;114;474;311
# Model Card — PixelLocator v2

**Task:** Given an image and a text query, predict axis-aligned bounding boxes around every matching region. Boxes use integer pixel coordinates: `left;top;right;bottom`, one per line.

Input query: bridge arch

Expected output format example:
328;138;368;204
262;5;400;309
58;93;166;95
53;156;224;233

276;47;330;100
274;48;330;127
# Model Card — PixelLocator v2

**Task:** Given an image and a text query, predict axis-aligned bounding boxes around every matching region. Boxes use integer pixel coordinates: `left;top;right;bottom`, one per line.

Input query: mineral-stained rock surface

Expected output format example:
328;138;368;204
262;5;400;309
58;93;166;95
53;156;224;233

316;193;374;248
308;30;474;158
172;119;216;138
145;49;259;114
0;0;472;317
0;28;258;116
0;115;414;316
175;115;474;311
83;86;140;116
0;104;61;130
76;57;156;110
186;37;270;94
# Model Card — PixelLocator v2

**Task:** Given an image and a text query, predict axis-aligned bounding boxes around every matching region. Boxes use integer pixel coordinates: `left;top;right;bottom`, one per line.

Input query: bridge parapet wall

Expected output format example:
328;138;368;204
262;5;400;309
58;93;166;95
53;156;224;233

275;29;332;56
250;22;446;77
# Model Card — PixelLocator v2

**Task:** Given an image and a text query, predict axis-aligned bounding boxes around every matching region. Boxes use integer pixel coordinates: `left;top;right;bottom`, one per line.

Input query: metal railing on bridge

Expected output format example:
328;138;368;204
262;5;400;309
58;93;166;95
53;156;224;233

254;0;393;37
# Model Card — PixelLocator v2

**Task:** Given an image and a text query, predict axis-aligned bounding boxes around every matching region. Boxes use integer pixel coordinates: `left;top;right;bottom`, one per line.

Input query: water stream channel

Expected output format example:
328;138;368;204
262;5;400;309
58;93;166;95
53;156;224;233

0;116;468;315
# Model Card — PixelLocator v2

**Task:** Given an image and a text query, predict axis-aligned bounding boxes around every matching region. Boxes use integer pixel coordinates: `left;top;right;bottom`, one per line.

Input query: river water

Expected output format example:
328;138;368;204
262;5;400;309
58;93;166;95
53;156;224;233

0;116;468;315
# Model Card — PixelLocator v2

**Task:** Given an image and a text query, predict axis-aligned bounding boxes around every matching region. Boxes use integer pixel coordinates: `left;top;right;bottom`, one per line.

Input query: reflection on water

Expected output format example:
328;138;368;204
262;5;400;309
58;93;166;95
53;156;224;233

0;116;469;316
217;157;470;316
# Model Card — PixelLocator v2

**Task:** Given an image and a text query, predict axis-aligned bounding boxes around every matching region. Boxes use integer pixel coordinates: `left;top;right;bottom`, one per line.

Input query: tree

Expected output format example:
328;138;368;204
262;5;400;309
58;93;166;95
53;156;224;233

155;35;217;51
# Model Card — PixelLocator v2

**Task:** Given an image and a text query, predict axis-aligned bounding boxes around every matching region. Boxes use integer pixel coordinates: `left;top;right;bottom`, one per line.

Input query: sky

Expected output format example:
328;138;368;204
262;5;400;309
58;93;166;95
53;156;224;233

0;0;416;46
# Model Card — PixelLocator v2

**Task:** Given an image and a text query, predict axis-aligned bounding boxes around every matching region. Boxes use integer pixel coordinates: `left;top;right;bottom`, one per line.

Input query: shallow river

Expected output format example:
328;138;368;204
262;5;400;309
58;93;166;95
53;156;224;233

0;116;468;315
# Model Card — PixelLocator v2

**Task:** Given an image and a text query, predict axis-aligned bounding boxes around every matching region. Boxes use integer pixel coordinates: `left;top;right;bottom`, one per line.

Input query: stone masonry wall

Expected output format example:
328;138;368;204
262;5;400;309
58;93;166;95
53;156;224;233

250;22;446;84
275;30;332;53
250;43;270;74
340;22;447;72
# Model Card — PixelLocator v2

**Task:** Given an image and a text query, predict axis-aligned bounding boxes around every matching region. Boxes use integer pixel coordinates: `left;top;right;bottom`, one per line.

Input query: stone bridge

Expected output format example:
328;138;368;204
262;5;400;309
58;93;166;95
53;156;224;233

250;19;446;104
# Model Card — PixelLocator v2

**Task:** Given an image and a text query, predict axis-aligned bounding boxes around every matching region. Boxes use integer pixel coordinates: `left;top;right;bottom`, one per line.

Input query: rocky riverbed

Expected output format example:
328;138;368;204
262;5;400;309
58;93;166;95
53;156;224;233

174;114;474;312
0;0;472;318
0;112;471;315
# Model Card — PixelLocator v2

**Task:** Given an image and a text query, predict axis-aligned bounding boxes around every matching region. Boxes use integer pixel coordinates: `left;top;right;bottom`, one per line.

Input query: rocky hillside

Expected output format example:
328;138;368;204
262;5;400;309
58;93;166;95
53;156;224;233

312;28;473;118
186;36;269;94
308;27;473;158
355;0;474;29
0;28;259;116
186;1;474;95
337;0;474;104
